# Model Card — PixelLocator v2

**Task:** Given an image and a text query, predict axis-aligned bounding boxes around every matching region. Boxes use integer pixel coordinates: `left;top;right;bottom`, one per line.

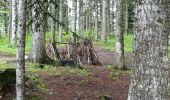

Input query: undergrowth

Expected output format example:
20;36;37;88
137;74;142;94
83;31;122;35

94;34;133;53
106;65;131;80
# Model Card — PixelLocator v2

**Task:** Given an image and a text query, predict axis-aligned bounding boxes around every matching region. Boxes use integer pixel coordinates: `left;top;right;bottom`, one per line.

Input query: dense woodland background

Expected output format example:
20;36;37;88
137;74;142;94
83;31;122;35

0;0;170;100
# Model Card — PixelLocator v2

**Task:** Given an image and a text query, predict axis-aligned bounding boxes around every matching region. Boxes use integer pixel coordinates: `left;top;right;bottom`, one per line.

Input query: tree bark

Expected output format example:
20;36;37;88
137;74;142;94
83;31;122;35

115;0;126;69
106;0;111;38
59;0;63;42
94;0;98;39
11;0;17;46
101;0;106;40
16;0;26;99
78;0;83;34
51;0;57;42
3;0;8;36
128;0;169;100
72;0;77;43
8;1;12;47
29;1;51;64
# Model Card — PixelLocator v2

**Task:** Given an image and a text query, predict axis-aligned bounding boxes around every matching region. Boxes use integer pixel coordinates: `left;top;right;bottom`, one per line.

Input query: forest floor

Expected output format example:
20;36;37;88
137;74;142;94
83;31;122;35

42;47;130;100
0;47;169;100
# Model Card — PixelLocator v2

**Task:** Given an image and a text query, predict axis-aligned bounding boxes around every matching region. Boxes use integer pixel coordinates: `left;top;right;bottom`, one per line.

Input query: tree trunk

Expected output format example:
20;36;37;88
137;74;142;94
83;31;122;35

85;15;88;31
94;0;98;39
16;0;26;99
29;1;51;64
8;1;12;47
51;0;57;42
56;0;59;32
106;0;111;38
72;0;77;43
101;0;106;40
59;0;63;42
65;0;69;34
128;0;169;100
110;0;115;34
11;0;17;46
115;0;126;69
125;0;128;35
78;0;83;34
3;0;8;36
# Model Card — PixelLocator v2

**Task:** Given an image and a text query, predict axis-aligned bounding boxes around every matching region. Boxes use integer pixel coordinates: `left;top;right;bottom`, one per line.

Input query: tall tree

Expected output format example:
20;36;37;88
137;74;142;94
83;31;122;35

72;0;77;43
11;0;17;46
100;0;106;40
16;0;26;99
66;0;70;34
94;0;98;39
128;0;169;99
3;0;8;35
8;1;12;46
28;1;50;63
58;0;63;42
51;0;57;42
115;0;127;69
127;0;135;33
78;0;83;34
106;0;111;37
110;0;115;34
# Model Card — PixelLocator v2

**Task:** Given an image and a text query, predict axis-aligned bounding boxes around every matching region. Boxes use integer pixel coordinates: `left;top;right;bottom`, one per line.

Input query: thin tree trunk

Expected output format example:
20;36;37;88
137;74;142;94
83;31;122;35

59;0;63;42
73;0;77;43
95;0;98;39
125;0;128;35
51;0;57;42
85;16;88;31
106;0;111;38
115;0;126;69
8;1;12;47
11;0;17;46
101;0;106;40
16;0;26;99
66;0;69;34
78;0;83;34
56;0;60;32
3;0;8;35
110;0;114;34
128;0;169;100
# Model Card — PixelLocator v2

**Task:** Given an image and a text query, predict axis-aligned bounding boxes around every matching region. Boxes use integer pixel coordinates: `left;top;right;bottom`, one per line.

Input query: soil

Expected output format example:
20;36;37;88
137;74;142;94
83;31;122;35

2;47;169;100
43;47;130;100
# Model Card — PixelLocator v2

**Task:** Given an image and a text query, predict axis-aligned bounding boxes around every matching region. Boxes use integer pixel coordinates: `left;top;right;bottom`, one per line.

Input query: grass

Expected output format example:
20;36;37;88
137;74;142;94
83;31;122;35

0;34;32;54
0;32;134;55
94;34;133;53
0;60;91;99
0;31;73;55
26;62;91;77
106;65;131;80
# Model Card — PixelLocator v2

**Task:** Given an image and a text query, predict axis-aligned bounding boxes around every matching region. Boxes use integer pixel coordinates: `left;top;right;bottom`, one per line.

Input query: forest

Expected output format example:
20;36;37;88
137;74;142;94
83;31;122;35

0;0;169;100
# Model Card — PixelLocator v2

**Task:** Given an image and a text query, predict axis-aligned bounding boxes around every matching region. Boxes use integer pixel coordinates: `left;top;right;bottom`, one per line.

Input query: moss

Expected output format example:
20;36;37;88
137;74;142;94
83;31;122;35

106;65;131;80
28;75;48;92
26;62;91;77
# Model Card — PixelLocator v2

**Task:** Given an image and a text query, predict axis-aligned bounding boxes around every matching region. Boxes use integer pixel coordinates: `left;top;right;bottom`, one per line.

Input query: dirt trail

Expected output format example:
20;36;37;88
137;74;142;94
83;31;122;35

94;47;116;65
0;52;16;62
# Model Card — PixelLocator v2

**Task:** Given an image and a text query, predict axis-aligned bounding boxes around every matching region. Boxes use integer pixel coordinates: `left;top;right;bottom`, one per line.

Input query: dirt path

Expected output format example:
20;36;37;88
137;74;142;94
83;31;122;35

0;52;16;62
95;47;116;65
